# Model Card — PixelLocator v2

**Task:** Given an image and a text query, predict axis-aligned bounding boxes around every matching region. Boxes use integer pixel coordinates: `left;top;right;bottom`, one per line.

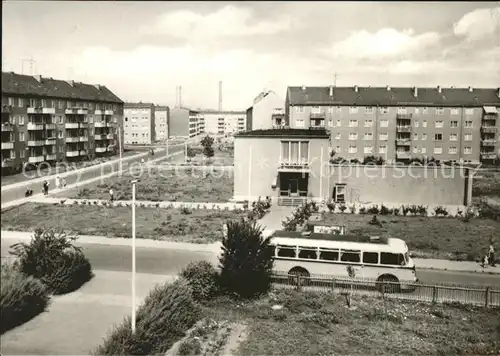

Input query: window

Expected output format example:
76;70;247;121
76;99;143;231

336;120;341;127
364;146;373;154
363;133;373;140
18;98;24;107
434;147;442;154
311;106;321;114
422;133;427;140
464;146;472;154
328;120;334;127
379;145;387;154
349;106;358;114
414;121;419;128
336;106;342;113
449;147;457;154
365;107;374;114
465;121;473;128
18;116;24;125
363;252;379;264
380;120;389;127
281;141;309;164
20;150;25;158
50;100;55;108
450;121;458;128
415;107;420;115
340;250;361;263
380;252;405;266
349;133;358;140
67;101;72;108
451;108;459;115
364;120;373;127
450;133;458;141
422;120;427;128
41;99;47;107
19;132;25;141
422;107;428;114
413;133;418;140
348;120;358;127
380;107;389;114
397;107;407;114
335;146;341;153
464;133;472;141
319;248;339;261
421;147;427;154
348;145;357;153
298;247;317;260
296;119;305;128
413;147;419;154
434;133;443;141
30;99;36;107
58;100;63;109
328;106;334;113
379;133;388;141
8;97;15;106
277;245;296;258
335;132;341;140
435;121;443;128
465;108;474;115
295;106;304;113
58;130;64;138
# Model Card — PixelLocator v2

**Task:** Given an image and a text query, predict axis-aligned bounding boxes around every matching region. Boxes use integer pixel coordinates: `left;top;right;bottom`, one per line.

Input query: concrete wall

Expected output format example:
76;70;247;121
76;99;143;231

328;165;472;206
169;107;189;138
251;92;285;130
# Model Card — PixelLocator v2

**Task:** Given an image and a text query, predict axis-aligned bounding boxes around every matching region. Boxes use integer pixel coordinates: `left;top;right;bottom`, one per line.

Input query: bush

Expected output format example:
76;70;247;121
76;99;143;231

0;263;50;334
358;207;367;214
218;219;274;299
379;205;392;215
180;206;192;215
9;229;93;295
338;204;347;213
93;278;201;355
433;205;449;217
417;205;428;216
367;205;379;214
326;201;336;213
180;261;219;302
477;199;500;221
282;202;319;231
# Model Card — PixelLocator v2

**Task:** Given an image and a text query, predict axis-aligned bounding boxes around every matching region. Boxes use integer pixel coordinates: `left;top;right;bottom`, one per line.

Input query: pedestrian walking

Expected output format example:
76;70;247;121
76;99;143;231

141;158;145;166
489;243;496;267
482;254;489;268
109;188;114;202
62;177;67;188
55;175;61;189
45;181;50;195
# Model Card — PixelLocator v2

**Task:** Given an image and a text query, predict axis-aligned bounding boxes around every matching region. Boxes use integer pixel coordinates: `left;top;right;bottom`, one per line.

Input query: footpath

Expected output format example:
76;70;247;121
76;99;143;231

2;230;499;275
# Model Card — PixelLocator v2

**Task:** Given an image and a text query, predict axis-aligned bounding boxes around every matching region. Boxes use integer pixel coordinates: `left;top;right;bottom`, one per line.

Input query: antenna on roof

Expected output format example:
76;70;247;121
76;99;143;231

334;72;338;87
21;56;35;75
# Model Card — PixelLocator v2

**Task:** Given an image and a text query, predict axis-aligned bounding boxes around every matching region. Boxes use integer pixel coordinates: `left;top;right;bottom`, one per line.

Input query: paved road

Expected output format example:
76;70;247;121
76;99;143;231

0;145;184;205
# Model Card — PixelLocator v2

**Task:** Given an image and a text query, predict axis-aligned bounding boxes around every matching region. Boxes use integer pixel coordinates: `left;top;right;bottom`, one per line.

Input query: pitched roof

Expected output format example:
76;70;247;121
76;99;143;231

287;86;500;107
124;102;155;109
155;105;170;110
199;109;246;115
2;71;123;103
235;128;329;138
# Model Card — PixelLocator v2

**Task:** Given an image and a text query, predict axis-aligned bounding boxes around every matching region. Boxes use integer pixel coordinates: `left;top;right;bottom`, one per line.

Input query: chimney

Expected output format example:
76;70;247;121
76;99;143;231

218;81;222;111
301;85;306;91
468;86;473;92
67;80;74;87
413;87;418;98
33;75;42;83
437;85;442;93
386;85;391;91
179;86;182;107
329;86;333;97
354;85;359;92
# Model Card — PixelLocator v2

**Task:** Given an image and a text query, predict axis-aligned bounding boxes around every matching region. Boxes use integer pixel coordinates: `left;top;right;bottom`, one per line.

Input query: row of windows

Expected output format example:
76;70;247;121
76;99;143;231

335;132;478;141
124;109;151;114
7;115;116;125
334;145;475;155
5;97;116;111
6;143;113;158
296;106;484;116
296;119;478;128
125;133;149;137
15;129;116;141
275;245;405;266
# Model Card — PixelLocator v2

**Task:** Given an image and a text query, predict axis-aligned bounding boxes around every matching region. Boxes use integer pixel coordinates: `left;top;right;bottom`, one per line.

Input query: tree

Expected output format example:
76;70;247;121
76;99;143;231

200;135;215;160
218;218;274;298
186;146;196;162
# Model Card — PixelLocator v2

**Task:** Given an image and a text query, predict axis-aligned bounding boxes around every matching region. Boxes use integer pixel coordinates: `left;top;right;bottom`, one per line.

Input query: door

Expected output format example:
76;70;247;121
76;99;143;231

289;179;299;197
334;184;346;202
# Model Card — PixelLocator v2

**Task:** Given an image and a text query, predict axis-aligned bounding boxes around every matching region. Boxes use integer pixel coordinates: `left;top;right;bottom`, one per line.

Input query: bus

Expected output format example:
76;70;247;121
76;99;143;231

269;231;418;293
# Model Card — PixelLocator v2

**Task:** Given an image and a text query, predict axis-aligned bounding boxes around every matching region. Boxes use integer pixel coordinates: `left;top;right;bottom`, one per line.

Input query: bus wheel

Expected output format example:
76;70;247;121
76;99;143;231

288;267;310;287
376;275;401;294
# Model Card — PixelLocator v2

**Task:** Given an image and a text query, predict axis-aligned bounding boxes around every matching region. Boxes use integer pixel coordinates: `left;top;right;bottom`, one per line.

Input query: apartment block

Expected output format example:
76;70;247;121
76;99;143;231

246;90;285;131
201;110;246;135
1;72;123;174
169;107;205;139
285;86;500;164
124;103;155;144
154;105;170;141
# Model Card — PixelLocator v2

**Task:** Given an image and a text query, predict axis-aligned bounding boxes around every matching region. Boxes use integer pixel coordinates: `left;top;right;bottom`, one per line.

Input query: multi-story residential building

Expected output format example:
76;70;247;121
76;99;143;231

246;90;285;131
123;103;155;145
201;110;246;135
1;72;123;174
169;107;205;139
285;86;500;164
154;105;170;141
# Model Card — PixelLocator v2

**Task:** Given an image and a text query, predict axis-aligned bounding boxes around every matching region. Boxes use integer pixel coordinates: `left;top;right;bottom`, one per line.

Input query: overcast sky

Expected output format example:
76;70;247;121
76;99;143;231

2;1;499;110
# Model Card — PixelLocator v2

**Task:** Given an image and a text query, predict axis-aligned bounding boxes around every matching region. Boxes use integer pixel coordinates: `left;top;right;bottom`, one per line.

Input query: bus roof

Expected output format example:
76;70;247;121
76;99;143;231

272;230;388;244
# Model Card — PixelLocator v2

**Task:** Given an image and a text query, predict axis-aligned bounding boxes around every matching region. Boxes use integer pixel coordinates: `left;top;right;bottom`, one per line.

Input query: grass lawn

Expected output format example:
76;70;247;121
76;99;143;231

473;170;500;203
321;213;500;262
1;150;139;186
54;165;234;202
0;203;246;243
204;290;500;356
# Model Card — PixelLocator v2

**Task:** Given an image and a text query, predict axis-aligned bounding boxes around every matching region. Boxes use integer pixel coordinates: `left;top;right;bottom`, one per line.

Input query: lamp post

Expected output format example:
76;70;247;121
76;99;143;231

130;179;139;333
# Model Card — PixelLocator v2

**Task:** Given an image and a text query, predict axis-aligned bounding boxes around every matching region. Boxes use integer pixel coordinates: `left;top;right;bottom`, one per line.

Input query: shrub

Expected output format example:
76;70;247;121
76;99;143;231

401;205;411;217
433;205;449;217
461;205;475;222
180;206;192;215
180;261;219;302
93;278;201;355
417;205;427;216
178;338;202;356
282;202;319;231
379;205;392;215
358;207;367;214
367;205;379;214
477;199;500;221
393;207;400;216
338;204;347;213
9;229;93;295
409;205;419;216
348;204;356;214
326;201;336;213
77;188;90;198
218;219;274;299
0;263;50;334
60;199;66;205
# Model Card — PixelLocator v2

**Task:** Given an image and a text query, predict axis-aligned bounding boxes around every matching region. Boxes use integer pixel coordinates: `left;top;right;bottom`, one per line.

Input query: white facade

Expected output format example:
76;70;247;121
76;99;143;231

155;107;169;141
249;91;285;130
124;105;155;144
202;111;246;135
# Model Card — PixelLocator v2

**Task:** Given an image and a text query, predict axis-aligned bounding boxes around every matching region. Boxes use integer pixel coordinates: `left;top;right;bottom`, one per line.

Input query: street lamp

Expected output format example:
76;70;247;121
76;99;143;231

130;179;140;334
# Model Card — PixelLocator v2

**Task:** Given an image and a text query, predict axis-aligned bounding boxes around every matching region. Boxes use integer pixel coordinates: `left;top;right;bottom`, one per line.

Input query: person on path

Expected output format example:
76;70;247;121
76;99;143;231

62;177;67;188
482;254;489;268
489;244;496;267
109;188;114;202
141;158;145;166
55;176;61;189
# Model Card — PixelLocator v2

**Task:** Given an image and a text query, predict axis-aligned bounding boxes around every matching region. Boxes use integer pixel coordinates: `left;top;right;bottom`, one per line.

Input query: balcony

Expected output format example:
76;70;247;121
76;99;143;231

79;150;88;156
27;140;44;147
396;151;412;159
481;153;498;160
481;139;497;147
95;134;105;140
44;139;56;146
45;154;57;161
65;137;80;143
65;123;80;129
1;142;14;149
1;123;14;131
396;125;412;133
94;110;103;115
66;151;79;157
94;122;107;128
106;133;114;139
45;123;56;130
79;136;88;142
481;126;497;134
396;113;413;120
27;123;44;130
1;104;12;114
95;147;107;153
310;112;326;119
396;138;411;146
104;110;114;115
65;108;88;115
27;107;56;115
28;155;45;163
278;160;310;172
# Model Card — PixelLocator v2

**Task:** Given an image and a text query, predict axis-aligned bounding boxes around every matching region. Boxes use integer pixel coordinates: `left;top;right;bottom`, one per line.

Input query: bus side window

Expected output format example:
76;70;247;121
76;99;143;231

380;252;405;266
362;252;379;264
298;247;318;260
340;250;361;263
277;245;296;258
319;249;339;261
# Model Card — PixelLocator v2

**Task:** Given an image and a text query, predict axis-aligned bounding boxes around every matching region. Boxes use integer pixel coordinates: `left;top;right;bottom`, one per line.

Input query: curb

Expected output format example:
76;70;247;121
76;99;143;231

416;267;500;275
